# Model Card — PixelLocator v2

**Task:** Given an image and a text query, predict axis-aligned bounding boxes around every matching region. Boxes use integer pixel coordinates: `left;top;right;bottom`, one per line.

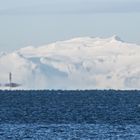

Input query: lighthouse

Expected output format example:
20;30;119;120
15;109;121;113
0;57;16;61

9;72;12;86
4;72;21;88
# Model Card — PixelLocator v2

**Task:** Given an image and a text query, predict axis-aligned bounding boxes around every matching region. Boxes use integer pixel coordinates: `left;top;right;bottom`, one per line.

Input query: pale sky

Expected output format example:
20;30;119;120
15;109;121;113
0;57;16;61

0;0;140;51
0;0;140;13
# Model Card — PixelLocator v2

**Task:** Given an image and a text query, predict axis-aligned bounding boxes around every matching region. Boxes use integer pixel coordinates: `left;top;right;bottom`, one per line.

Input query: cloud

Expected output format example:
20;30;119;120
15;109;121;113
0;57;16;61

1;36;140;90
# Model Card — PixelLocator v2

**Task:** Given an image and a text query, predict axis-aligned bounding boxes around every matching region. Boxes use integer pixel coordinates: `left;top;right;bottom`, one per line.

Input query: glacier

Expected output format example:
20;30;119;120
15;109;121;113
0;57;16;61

0;36;140;90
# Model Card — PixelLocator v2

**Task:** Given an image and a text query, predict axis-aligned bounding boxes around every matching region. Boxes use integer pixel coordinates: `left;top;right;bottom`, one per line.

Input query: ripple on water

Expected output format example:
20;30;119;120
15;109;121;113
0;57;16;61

0;124;140;139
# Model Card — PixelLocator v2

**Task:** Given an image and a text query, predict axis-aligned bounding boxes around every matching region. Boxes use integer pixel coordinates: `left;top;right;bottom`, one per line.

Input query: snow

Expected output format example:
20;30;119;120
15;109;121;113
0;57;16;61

0;36;140;90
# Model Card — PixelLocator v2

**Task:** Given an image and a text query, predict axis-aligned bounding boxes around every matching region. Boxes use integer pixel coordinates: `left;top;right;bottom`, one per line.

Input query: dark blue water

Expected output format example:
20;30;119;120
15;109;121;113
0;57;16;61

0;90;140;139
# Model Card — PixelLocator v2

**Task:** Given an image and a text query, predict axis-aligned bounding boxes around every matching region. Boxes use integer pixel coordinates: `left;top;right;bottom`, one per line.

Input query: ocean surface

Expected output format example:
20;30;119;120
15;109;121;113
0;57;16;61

0;90;140;139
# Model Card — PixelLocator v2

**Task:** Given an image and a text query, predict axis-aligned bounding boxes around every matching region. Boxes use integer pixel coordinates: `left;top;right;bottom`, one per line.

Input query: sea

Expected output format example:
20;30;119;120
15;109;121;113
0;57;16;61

0;90;140;139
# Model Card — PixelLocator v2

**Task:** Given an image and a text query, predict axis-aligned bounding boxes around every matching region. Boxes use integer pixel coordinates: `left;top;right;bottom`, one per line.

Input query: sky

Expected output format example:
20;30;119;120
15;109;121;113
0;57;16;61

0;0;140;14
0;0;140;52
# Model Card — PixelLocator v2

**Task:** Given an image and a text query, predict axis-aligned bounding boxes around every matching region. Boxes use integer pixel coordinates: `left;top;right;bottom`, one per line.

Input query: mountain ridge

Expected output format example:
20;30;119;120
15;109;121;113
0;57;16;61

0;36;140;90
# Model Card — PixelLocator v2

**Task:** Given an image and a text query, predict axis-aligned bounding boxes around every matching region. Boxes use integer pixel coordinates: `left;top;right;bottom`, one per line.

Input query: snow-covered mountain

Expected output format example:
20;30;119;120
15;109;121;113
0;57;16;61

1;36;140;90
